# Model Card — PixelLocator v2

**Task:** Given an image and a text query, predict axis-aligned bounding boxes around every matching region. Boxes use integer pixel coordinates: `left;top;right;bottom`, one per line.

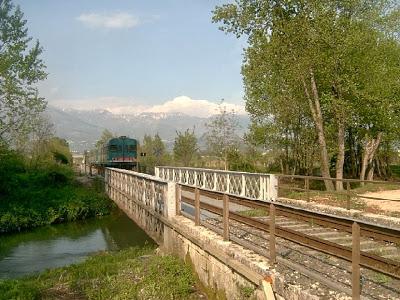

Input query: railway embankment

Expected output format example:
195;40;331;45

277;197;400;229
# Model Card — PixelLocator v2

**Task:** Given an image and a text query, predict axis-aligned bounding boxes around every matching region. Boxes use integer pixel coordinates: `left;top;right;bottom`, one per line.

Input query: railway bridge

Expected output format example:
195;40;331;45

88;165;400;299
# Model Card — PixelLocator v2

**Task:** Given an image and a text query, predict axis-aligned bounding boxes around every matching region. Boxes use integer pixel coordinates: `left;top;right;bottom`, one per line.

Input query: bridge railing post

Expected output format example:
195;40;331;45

175;184;181;216
240;174;246;197
269;175;278;201
164;182;177;219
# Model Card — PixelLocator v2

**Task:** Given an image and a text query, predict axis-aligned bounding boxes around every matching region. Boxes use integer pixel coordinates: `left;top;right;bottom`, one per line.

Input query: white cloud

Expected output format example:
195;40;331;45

77;12;139;29
144;96;245;117
51;95;246;118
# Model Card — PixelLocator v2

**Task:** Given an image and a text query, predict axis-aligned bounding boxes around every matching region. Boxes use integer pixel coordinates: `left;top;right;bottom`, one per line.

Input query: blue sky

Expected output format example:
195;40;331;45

16;0;246;116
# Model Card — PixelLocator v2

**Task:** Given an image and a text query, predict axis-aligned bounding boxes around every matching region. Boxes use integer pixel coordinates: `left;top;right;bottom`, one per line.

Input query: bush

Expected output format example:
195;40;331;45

0;149;113;233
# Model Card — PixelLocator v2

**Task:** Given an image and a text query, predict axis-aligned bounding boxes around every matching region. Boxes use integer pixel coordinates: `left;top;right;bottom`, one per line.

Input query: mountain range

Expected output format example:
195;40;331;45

46;106;250;153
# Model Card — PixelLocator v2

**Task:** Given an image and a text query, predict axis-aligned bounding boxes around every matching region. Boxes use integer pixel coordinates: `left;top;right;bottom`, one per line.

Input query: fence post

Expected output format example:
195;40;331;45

352;222;361;299
194;170;198;186
214;173;217;191
195;188;200;226
176;184;181;216
179;169;182;183
223;194;230;241
347;181;351;210
270;203;276;264
155;167;159;178
305;177;310;202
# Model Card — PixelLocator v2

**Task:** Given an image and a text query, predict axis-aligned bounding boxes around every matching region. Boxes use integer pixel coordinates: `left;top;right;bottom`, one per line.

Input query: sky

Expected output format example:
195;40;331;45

15;0;247;117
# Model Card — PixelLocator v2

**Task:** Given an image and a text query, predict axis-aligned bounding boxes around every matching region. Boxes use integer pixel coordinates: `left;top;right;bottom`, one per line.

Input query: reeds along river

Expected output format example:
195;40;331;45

0;208;155;279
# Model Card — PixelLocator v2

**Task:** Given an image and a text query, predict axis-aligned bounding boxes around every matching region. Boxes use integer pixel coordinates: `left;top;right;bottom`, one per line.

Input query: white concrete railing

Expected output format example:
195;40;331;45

105;167;176;219
155;166;277;201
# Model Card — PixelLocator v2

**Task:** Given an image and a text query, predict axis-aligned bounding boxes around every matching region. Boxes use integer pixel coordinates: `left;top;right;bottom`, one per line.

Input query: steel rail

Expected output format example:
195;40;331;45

187;186;400;244
180;191;400;279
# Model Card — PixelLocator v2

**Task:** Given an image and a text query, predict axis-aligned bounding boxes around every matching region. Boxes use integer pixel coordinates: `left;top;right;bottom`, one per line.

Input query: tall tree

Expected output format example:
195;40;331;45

95;129;114;148
0;0;47;144
139;133;169;174
213;0;400;189
173;128;198;166
205;105;240;170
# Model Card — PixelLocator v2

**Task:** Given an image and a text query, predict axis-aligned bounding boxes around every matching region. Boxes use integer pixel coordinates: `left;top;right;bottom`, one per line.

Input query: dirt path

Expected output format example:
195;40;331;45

362;189;400;213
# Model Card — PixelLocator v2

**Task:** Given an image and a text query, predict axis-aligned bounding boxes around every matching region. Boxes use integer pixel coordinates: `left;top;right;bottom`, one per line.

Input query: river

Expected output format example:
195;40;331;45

0;209;155;279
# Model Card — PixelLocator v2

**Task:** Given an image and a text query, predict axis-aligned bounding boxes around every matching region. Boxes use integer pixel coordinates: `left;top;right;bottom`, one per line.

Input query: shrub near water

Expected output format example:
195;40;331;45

0;154;113;233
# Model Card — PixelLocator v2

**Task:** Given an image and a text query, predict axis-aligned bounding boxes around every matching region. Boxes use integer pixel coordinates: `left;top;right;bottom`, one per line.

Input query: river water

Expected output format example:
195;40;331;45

0;209;154;279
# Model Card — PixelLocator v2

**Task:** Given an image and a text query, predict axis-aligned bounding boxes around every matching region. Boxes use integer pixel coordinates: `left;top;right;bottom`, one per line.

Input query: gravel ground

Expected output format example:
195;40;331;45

362;190;400;213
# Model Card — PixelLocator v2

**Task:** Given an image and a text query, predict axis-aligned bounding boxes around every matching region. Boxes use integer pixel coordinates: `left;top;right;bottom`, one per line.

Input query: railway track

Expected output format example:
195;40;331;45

179;185;400;299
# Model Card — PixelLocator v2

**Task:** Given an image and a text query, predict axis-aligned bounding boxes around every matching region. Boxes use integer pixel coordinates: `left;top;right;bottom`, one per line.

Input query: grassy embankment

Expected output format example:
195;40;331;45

0;150;113;234
0;246;198;300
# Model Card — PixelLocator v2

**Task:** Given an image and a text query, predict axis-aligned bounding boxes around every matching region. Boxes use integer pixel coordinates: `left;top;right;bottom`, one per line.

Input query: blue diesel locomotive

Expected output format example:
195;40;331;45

87;136;138;170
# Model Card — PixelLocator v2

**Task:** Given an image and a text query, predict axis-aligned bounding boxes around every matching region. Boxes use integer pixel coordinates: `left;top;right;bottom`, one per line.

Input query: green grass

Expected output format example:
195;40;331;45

285;190;367;210
238;209;268;217
0;247;198;300
352;183;399;194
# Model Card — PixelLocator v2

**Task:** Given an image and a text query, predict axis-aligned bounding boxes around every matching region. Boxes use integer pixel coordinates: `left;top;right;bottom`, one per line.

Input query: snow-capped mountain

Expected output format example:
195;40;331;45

46;106;250;153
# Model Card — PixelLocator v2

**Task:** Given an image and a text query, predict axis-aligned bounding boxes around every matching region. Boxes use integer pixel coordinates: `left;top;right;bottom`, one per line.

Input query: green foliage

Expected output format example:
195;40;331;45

0;247;197;300
95;129;114;148
0;0;47;143
173;128;199;166
213;0;400;181
0;148;113;234
49;137;72;165
239;285;256;299
390;165;400;179
205;104;240;170
139;133;170;174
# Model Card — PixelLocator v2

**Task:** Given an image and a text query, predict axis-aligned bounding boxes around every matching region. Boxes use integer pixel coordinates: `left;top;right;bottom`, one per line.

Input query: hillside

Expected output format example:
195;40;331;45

47;106;250;152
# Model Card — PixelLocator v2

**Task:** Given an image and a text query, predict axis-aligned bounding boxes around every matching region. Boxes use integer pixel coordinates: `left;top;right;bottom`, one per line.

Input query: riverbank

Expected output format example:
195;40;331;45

0;160;114;233
0;246;201;300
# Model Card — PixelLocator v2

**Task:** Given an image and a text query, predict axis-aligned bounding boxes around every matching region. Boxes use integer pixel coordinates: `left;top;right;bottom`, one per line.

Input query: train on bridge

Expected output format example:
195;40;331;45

85;136;138;171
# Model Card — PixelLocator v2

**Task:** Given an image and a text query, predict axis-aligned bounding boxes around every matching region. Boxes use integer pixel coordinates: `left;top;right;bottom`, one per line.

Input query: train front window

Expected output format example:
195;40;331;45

127;145;135;152
109;145;118;152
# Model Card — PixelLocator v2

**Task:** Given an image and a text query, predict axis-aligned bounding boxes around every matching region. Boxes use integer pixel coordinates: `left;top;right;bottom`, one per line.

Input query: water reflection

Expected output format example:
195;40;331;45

0;209;154;278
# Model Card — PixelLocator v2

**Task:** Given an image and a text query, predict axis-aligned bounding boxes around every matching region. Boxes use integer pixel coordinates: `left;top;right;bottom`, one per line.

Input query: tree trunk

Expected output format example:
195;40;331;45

360;133;382;185
302;71;334;191
336;121;345;190
348;129;358;178
367;161;375;181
